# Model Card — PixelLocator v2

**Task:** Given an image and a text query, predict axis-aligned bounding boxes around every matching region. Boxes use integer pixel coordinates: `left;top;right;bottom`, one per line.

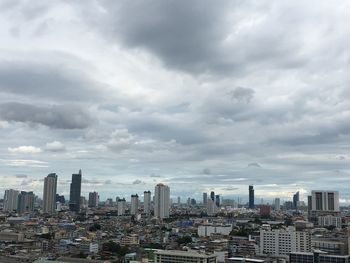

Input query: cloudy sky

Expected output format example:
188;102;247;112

1;0;350;203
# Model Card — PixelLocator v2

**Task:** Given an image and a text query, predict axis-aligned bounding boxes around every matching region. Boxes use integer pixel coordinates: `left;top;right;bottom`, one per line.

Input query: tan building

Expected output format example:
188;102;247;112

154;250;216;263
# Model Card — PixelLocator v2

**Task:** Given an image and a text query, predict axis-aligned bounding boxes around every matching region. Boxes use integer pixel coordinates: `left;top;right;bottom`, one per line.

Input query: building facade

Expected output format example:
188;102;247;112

43;173;58;214
154;183;170;219
69;170;82;212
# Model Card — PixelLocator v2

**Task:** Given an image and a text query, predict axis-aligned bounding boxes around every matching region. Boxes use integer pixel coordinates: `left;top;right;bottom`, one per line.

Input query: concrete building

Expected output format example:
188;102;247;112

43;173;58;214
131;194;139;215
143;191;151;215
259;226;311;257
318;215;342;228
293;191;300;209
290;252;349;263
117;198;126;216
88;191;99;208
154;183;170;219
154;250;217;263
0;231;25;242
203;192;208;206
311;190;339;211
69;169;82;212
198;224;232;237
249;185;254;209
3;189;19;212
17;191;34;214
274;198;281;211
207;198;218;216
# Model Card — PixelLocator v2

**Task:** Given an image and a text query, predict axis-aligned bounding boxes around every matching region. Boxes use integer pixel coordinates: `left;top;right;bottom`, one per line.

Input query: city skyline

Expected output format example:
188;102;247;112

1;1;350;202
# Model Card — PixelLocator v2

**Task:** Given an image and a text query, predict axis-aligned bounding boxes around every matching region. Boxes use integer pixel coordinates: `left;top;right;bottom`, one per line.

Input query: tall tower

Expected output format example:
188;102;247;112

249;185;254;209
144;191;151;215
154;183;170;219
210;191;215;201
203;192;208;206
131;194;139;215
4;189;19;212
69;169;82;212
293;191;300;209
17;191;34;214
88;192;99;208
43;173;58;214
117;198;126;216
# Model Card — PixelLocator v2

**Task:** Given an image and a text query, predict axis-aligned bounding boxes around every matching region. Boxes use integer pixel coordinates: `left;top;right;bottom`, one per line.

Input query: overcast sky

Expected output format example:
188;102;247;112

1;0;350;203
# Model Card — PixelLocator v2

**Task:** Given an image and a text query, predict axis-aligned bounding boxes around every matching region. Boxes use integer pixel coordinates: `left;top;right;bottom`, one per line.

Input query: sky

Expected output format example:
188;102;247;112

1;0;350;203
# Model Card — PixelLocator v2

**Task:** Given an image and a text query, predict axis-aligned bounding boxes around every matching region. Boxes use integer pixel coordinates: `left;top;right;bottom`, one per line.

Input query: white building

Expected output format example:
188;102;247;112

198;224;232;237
274;198;281;211
143;191;151;215
154;250;217;263
259;226;311;257
79;242;99;254
311;191;339;211
88;191;99;208
131;194;139;215
154;183;170;219
117;198;126;216
3;189;19;212
207;198;218;215
318;215;342;228
43;173;58;214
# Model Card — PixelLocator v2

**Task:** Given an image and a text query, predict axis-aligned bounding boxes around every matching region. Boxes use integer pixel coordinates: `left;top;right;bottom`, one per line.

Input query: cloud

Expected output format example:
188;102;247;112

8;145;42;154
227;87;255;103
45;141;66;152
150;173;161;178
0;159;48;168
0;102;93;129
15;174;28;178
132;179;144;185
248;163;261;168
202;168;211;175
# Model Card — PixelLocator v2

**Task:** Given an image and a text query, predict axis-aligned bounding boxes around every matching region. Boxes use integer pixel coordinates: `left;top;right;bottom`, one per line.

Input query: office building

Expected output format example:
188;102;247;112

293;191;300;209
3;189;19;212
207;198;218;216
43;173;58;214
131;194;139;215
249;185;254;209
117;198;126;216
88;192;99;208
215;194;220;207
274;198;280;211
311;190;339;211
203;192;208;206
318;215;342;228
69;169;82;212
17;191;35;214
154;250;217;263
144;190;151;215
290;252;349;263
210;191;215;201
198;224;232;237
154;183;170;219
260;226;311;257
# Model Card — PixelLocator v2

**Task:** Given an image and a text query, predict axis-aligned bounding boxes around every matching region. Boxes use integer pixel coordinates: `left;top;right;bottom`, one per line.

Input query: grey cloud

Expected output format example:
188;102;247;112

202;168;211;175
132;179;144;185
248;163;261;168
45;141;66;152
222;187;239;191
0;59;105;102
150;173;161;178
227;87;255;103
0;102;93;129
15;174;27;178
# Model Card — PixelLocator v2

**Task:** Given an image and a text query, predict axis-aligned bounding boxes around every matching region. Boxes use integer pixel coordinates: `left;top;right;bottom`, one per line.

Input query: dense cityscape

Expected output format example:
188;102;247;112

0;170;347;263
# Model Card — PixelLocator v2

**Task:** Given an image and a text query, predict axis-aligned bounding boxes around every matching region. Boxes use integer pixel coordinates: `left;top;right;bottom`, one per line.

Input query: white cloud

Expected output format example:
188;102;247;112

45;141;66;152
8;146;42;154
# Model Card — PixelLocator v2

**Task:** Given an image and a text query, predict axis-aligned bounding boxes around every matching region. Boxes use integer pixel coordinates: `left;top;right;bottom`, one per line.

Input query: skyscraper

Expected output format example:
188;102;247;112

43;173;58;214
131;194;139;215
117;198;126;216
293;191;300;209
210;191;215;201
17;191;34;214
4;189;19;212
311;191;339;211
249;185;254;209
144;191;151;215
215;194;220;207
154;183;170;219
274;198;281;211
203;192;208;206
88;191;99;208
69;169;82;212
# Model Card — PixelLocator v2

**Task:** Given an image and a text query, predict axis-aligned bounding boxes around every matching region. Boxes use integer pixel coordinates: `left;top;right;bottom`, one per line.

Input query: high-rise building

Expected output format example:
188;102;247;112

206;198;218;216
69;169;82;212
43;173;58;214
17;191;35;214
154;183;170;219
274;198;281;211
293;191;300;209
215;194;220;207
131;194;139;215
143;191;151;215
3;189;19;212
249;185;254;209
210;191;215;201
177;196;181;204
117;198;126;216
203;192;208;206
88;192;99;208
311;191;339;211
